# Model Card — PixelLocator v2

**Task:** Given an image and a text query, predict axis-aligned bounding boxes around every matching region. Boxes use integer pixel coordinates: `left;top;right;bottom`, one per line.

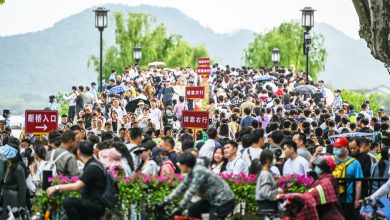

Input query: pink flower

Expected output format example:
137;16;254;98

158;176;168;182
175;174;184;181
48;177;54;183
123;177;130;183
70;176;79;182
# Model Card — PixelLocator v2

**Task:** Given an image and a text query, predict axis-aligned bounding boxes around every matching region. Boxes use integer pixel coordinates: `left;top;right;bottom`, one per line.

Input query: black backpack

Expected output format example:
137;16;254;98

90;162;119;208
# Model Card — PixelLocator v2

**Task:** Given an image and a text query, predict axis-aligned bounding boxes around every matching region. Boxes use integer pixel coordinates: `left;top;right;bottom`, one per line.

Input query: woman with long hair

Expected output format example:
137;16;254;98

111;141;134;176
210;147;227;174
134;142;158;176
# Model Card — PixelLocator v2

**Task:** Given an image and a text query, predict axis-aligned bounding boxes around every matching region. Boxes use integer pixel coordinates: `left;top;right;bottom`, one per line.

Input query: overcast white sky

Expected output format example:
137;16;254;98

0;0;360;39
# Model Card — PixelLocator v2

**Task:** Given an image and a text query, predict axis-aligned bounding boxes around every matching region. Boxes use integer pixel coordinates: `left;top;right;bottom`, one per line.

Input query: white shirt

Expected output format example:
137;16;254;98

198;139;217;158
242;147;263;168
150;108;162;130
283;155;308;176
226;156;248;175
126;143;140;170
112;106;126;120
63;93;77;106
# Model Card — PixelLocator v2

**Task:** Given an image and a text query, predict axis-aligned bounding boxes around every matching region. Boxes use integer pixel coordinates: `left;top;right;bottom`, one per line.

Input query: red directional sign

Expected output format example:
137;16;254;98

25;110;58;134
185;86;205;99
181;111;209;129
196;66;211;76
198;57;210;66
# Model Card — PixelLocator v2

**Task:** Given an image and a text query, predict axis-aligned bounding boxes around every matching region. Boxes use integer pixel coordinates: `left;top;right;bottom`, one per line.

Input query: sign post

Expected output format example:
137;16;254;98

25;110;58;134
181;111;209;130
196;57;211;110
185;86;205;100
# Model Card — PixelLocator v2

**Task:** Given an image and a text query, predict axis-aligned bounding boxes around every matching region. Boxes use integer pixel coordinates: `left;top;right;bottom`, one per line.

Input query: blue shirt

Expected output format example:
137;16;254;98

335;156;364;203
240;115;256;128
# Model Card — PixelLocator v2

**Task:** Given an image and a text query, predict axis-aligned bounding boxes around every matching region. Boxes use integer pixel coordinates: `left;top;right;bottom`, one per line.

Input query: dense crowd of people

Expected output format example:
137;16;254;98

0;63;390;220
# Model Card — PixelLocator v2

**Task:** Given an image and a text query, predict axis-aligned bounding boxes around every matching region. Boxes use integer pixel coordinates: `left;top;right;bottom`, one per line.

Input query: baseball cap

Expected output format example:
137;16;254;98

377;108;384;113
332;137;349;148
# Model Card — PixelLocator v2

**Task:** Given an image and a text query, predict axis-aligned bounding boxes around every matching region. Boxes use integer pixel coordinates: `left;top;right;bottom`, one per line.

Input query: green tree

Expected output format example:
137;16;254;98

340;89;381;116
56;92;69;116
244;22;327;80
89;13;209;80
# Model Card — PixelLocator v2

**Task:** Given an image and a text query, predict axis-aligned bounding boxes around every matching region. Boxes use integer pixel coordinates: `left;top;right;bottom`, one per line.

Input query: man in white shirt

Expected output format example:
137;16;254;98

282;139;308;176
293;133;312;162
109;69;116;82
149;100;162;130
63;86;78;123
125;127;143;170
112;99;126;121
242;129;264;168
199;128;221;159
224;140;248;175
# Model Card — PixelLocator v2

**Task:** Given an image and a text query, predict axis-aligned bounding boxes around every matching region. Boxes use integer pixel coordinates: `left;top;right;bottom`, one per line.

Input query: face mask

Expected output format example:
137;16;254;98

335;93;339;97
271;158;276;166
314;166;323;176
166;111;172;116
333;147;342;156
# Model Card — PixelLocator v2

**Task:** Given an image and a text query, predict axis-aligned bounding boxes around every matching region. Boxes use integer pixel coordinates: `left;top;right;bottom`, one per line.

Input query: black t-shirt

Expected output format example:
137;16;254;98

80;158;105;202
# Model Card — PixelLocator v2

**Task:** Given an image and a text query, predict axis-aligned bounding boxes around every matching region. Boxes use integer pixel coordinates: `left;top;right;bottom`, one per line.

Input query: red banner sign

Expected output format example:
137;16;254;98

25;110;58;134
198;57;210;66
196;66;211;76
182;111;209;129
185;86;205;99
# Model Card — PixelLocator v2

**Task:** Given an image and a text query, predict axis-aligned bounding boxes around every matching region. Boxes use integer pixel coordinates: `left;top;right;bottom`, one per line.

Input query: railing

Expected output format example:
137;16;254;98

336;177;389;196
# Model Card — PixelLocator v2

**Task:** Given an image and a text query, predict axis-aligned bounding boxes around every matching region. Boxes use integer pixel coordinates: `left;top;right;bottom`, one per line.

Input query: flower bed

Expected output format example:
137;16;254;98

33;173;312;218
219;173;257;215
278;174;314;193
33;176;81;218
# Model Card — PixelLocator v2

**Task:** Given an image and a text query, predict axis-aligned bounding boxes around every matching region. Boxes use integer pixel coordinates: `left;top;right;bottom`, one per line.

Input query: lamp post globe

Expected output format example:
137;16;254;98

300;6;315;31
133;46;142;66
271;48;280;66
94;7;109;93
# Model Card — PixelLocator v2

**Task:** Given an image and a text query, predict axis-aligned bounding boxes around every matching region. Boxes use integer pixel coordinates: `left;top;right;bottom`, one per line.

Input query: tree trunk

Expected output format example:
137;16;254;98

352;0;390;67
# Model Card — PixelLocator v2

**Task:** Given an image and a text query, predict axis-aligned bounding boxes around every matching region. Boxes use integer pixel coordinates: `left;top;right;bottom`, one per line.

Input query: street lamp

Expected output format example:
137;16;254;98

133;46;142;66
94;7;109;92
300;6;315;82
271;48;280;66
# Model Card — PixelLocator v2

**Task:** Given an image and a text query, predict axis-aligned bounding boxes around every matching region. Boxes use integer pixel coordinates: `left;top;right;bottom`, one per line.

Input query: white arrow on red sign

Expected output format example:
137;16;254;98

36;124;48;131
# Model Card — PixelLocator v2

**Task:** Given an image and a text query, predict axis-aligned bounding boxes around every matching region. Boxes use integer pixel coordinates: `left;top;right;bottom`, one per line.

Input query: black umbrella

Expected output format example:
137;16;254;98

125;99;150;113
293;85;317;95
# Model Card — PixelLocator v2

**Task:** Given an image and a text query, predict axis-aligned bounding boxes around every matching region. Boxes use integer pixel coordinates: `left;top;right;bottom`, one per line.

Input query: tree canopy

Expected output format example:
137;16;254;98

89;12;209;80
244;22;327;80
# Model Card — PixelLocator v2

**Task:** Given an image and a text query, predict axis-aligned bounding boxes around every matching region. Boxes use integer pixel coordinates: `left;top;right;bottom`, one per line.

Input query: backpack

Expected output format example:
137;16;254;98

331;156;355;195
42;150;69;177
90;162;119;208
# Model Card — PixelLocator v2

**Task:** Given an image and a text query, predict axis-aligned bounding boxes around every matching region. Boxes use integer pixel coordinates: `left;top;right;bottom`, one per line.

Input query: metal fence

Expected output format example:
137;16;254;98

336;177;389;197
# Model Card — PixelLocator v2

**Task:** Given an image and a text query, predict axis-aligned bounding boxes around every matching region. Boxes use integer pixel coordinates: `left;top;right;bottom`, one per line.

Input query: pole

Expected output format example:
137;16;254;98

99;29;103;92
306;46;309;82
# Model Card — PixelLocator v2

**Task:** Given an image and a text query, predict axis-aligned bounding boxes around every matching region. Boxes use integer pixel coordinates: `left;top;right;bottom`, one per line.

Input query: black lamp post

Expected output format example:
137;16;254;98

133;46;142;66
94;7;109;92
300;6;315;82
271;48;280;66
